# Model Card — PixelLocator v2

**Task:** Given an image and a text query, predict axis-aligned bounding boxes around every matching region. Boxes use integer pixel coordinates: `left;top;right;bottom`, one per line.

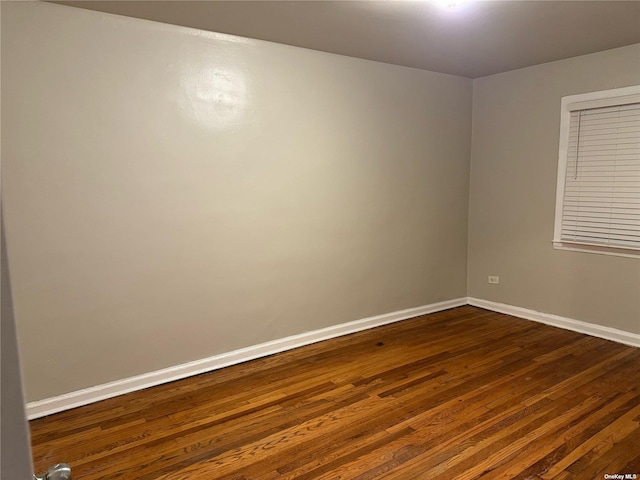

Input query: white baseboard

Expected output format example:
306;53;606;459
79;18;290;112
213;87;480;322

26;297;467;419
28;296;638;419
467;297;640;349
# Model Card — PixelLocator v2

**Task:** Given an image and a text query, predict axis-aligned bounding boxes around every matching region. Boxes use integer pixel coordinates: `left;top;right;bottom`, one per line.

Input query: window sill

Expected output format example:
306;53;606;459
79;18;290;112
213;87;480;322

552;240;640;259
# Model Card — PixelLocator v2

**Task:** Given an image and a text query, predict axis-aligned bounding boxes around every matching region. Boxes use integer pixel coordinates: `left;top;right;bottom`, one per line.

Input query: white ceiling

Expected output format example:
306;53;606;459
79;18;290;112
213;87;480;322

55;1;640;78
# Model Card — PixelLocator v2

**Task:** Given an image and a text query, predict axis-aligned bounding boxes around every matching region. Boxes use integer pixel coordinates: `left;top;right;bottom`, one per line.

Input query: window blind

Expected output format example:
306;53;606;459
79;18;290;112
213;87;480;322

560;102;640;250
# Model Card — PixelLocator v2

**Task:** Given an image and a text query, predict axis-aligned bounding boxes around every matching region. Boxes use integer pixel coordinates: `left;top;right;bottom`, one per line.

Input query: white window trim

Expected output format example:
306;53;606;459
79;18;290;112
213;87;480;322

553;85;640;259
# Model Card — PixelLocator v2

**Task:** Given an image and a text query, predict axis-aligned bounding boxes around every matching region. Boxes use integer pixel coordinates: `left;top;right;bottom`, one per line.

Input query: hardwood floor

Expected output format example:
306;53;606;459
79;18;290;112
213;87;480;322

30;306;640;479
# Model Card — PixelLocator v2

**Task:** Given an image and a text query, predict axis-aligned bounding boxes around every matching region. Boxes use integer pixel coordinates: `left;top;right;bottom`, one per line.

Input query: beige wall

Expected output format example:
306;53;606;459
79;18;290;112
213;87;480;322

468;44;640;334
2;2;472;401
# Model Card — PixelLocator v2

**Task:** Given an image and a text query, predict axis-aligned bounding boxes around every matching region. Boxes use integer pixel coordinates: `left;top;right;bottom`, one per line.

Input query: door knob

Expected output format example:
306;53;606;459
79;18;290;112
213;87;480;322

34;463;71;480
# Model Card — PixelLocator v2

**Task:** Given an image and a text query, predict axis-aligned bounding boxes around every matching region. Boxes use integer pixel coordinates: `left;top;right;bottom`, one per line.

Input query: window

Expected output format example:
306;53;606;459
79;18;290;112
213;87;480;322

553;86;640;258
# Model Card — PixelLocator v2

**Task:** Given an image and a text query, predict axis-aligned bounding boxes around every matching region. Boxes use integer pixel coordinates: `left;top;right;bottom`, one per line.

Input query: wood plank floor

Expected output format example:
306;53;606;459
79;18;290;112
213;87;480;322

30;306;640;479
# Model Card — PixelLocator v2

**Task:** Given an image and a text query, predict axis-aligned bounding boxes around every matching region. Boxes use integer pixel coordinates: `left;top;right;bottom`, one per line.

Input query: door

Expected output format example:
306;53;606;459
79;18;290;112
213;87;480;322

1;215;35;479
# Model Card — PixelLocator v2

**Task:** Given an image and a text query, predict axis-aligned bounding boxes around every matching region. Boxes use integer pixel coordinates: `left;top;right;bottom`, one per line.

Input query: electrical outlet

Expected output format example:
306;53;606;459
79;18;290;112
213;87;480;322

488;276;500;284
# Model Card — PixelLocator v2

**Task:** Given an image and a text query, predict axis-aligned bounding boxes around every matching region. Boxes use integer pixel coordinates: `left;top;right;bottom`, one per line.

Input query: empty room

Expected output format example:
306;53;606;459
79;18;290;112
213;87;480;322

2;0;640;478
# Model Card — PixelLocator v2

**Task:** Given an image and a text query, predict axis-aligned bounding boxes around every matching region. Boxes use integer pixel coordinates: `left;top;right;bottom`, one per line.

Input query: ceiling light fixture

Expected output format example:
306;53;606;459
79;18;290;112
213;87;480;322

434;0;466;10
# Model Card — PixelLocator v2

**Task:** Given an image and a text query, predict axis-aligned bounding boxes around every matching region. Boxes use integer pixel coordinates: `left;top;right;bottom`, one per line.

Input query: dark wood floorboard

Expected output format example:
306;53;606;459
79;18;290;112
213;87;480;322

30;306;640;479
